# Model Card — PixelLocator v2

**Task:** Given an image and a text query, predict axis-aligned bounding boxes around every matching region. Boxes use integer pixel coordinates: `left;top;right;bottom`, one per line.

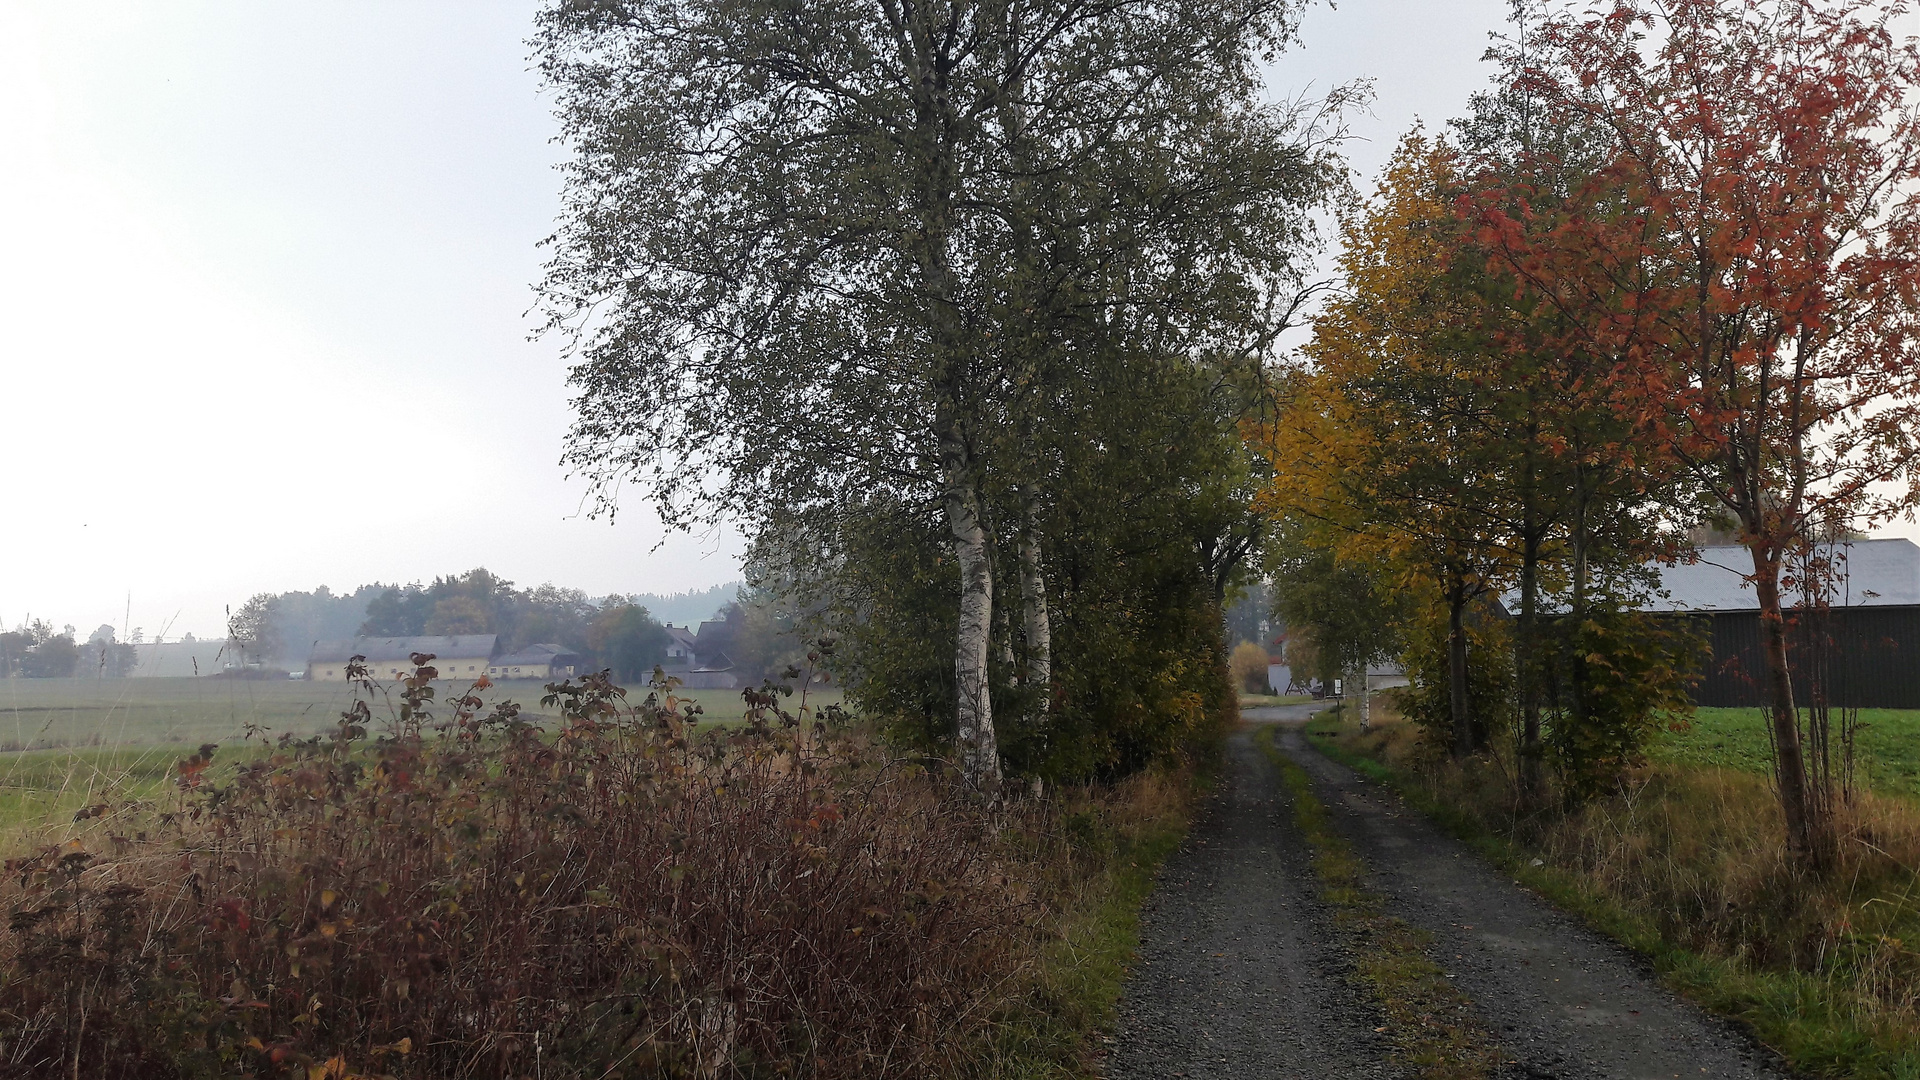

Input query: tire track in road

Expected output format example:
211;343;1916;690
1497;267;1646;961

1107;712;1405;1079
1269;717;1795;1079
1109;710;1798;1079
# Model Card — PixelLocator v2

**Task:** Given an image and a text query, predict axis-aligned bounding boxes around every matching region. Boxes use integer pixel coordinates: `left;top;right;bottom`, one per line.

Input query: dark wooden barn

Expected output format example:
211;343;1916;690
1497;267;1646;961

1644;539;1920;709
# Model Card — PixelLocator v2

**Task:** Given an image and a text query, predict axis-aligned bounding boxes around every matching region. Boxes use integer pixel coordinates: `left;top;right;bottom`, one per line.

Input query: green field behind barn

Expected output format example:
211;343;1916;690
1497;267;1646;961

0;677;844;833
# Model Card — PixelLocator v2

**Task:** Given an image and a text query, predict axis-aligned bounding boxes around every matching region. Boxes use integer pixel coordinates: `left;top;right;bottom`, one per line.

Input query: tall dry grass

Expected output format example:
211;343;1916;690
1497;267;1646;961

0;660;1070;1079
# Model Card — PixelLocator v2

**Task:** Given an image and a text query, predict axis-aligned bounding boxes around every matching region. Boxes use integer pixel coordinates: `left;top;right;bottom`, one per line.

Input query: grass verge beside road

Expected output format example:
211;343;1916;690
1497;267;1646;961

1239;693;1314;708
981;765;1202;1078
1309;704;1920;1079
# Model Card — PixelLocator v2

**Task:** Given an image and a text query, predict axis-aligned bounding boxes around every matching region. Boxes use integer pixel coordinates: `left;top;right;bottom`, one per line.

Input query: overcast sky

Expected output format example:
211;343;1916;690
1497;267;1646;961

14;0;1891;641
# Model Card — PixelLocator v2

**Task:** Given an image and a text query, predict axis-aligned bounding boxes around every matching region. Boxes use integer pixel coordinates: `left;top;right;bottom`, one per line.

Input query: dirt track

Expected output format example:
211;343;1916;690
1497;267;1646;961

1105;710;1796;1079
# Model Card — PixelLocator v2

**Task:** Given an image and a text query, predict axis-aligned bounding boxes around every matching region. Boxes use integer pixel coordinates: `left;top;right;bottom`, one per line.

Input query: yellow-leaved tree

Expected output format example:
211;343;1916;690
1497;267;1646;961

1256;134;1519;758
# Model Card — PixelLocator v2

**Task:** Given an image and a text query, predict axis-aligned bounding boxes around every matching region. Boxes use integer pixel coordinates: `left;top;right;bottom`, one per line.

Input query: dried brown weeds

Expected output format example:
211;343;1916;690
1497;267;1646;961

0;659;1044;1079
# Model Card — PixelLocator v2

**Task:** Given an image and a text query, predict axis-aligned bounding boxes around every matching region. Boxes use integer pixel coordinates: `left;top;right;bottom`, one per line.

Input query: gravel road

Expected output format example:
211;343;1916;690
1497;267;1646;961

1107;705;1404;1080
1106;710;1798;1079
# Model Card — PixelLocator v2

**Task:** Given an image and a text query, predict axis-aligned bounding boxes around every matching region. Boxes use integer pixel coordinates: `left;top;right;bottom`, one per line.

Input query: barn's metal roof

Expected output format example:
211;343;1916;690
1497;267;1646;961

1646;539;1920;612
307;635;498;664
493;644;580;667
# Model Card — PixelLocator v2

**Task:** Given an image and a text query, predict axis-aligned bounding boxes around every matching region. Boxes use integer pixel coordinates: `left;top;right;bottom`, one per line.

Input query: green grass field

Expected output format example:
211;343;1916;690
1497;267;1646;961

0;746;188;831
0;677;844;836
0;677;842;750
1654;706;1920;796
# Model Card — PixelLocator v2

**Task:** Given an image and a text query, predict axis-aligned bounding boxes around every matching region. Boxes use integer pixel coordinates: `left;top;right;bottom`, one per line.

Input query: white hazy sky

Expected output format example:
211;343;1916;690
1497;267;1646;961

26;0;1888;641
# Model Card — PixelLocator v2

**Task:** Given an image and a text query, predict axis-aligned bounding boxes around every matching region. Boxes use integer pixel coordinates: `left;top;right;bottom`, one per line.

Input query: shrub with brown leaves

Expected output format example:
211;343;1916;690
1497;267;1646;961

0;658;1033;1079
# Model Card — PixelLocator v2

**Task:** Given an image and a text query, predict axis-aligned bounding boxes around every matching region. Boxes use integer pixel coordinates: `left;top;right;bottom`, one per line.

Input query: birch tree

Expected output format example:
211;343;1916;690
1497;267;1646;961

535;0;1342;794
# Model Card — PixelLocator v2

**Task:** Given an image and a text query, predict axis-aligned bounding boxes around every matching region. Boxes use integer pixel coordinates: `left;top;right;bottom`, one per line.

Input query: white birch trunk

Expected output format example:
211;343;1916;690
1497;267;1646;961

995;590;1016;672
1018;507;1051;714
1358;667;1371;733
948;473;1000;799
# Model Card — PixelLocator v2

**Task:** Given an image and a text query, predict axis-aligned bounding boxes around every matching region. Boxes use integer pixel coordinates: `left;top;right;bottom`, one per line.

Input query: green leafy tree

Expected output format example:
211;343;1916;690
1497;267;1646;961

83;625;138;679
534;0;1347;795
16;620;79;679
228;595;280;669
359;586;433;637
1268;522;1405;730
588;605;670;684
425;596;492;636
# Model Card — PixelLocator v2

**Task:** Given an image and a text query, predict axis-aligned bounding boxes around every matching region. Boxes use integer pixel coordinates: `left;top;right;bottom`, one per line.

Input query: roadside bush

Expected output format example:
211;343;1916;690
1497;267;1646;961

1399;612;1513;755
1539;609;1703;802
0;660;1034;1079
1228;642;1272;695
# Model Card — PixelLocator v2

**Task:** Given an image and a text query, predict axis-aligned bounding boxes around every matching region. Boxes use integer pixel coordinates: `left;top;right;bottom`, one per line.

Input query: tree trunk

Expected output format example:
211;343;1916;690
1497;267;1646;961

1751;548;1822;868
947;466;1000;799
1449;579;1472;759
1569;476;1590;749
1018;507;1051;715
1518;523;1543;801
1358;665;1372;733
995;589;1016;672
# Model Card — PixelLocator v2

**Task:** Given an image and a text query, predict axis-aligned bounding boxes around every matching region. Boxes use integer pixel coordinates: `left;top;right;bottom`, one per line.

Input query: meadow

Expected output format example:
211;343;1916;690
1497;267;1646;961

1653;706;1920;796
0;676;844;833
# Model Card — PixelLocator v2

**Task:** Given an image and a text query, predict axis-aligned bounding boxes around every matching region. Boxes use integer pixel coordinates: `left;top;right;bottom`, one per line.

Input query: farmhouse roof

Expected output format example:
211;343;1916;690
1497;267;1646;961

493;644;580;667
1644;538;1920;612
663;625;699;650
308;635;498;665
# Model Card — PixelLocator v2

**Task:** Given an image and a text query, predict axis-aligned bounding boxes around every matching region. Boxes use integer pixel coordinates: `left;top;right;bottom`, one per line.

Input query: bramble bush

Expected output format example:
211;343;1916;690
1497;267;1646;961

0;655;1040;1078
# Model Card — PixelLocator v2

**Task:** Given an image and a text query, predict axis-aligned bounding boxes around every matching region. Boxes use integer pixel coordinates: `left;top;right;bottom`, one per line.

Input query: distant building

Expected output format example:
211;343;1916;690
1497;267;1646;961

488;644;582;681
307;635;498;682
129;638;233;678
664;625;699;667
1641;539;1920;709
661;617;740;689
1267;655;1406;698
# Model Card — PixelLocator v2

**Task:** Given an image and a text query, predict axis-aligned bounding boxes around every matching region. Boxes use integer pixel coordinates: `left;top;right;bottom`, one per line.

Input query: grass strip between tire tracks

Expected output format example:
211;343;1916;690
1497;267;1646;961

1254;724;1505;1080
1305;724;1919;1080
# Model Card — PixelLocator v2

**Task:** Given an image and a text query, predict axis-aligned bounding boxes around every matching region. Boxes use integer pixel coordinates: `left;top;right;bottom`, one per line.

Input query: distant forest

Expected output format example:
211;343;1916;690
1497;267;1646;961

231;574;747;679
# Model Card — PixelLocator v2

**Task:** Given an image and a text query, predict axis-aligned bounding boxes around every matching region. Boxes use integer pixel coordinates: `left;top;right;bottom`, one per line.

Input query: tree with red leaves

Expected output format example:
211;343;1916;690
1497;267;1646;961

1476;0;1920;868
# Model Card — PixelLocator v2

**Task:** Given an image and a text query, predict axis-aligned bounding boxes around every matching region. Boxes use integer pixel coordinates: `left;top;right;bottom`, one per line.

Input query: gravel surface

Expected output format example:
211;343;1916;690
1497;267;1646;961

1107;709;1405;1079
1107;710;1799;1079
